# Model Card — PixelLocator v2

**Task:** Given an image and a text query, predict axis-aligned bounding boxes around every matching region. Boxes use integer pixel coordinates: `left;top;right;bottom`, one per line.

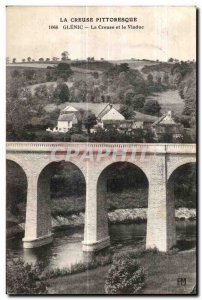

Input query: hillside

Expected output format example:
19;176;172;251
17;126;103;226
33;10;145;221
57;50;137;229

110;59;159;70
6;59;196;143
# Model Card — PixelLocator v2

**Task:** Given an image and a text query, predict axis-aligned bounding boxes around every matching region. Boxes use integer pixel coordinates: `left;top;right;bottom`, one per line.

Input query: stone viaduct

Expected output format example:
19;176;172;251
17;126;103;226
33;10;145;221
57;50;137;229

6;142;196;252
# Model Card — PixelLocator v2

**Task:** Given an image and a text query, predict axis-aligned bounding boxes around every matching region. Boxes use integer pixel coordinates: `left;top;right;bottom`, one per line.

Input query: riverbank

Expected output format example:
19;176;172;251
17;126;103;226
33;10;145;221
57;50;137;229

7;207;196;238
46;248;196;294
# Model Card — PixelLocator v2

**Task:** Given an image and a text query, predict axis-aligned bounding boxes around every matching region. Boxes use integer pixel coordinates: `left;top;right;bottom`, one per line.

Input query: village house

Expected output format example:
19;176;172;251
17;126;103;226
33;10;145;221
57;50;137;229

151;110;184;142
56;113;78;133
97;103;125;122
60;105;79;115
46;105;79;133
96;103;125;129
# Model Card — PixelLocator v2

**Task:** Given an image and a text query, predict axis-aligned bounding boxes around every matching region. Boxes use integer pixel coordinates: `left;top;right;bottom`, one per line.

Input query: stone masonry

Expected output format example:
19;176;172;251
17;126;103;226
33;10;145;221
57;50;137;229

6;142;196;252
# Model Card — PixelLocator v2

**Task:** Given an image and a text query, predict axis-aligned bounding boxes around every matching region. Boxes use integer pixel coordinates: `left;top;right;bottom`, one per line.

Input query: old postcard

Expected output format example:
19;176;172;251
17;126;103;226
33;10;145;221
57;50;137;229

6;6;197;295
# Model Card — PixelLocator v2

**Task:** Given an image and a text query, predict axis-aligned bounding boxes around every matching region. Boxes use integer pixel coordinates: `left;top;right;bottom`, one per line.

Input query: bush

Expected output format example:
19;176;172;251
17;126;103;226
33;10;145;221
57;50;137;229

143;100;161;116
7;258;47;295
104;254;146;294
71;133;89;142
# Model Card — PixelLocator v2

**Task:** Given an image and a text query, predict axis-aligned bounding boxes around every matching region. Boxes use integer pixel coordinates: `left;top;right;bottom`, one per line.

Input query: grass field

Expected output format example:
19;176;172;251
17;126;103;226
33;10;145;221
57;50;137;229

46;248;196;295
7;63;57;69
110;59;159;70
146;90;184;116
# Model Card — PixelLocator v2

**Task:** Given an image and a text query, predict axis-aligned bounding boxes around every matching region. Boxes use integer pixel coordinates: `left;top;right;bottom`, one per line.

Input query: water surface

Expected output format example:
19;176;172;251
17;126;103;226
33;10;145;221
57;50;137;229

7;221;196;269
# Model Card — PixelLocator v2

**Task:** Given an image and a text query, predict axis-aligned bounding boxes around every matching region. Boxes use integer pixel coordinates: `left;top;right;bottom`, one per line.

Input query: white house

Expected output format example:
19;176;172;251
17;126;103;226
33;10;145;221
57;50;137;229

46;105;80;133
56;113;78;133
97;103;125;123
46;112;78;133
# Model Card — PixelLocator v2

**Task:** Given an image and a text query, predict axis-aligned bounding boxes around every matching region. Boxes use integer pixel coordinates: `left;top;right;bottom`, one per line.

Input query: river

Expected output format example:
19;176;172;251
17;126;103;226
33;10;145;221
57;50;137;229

7;221;196;270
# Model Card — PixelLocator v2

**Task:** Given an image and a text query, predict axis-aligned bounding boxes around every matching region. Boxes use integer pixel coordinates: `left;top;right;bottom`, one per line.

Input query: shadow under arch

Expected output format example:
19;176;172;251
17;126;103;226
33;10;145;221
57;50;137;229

166;162;196;250
96;161;149;245
6;159;28;222
36;160;86;239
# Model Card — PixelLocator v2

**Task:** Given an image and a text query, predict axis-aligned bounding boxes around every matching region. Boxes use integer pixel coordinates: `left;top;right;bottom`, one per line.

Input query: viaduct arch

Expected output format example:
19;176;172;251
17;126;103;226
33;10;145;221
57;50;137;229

6;142;196;252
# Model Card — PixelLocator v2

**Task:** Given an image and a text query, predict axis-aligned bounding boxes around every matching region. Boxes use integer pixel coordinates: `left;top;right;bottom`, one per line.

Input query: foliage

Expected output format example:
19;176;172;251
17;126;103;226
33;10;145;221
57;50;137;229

143;100;161;116
51;164;85;198
119;105;134;119
53;83;69;103
61;51;69;61
36;131;54;142
174;164;196;208
7;258;47;295
34;84;49;99
143;128;156;143
129;94;146;111
71;133;89;142
104;253;146;294
83;112;97;134
89;128;133;143
6;93;33;138
54;63;73;80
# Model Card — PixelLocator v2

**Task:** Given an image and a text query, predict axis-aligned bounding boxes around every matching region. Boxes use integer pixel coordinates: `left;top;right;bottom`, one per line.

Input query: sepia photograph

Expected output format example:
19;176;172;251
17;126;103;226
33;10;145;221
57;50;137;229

6;6;197;295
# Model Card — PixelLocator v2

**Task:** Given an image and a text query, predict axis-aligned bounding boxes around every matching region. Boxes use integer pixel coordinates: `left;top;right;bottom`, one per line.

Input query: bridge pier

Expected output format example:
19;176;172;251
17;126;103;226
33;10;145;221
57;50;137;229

146;157;176;252
23;172;53;248
82;172;110;252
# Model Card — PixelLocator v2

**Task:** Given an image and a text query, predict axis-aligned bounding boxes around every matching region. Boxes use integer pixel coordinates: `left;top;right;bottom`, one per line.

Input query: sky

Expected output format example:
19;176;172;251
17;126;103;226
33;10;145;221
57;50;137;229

6;6;196;62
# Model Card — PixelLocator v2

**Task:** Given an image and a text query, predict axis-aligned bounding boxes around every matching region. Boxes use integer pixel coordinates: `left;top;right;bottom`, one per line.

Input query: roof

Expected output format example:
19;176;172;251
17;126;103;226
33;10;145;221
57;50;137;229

58;102;121;117
58;113;76;122
62;105;78;113
97;103;113;119
152;111;177;127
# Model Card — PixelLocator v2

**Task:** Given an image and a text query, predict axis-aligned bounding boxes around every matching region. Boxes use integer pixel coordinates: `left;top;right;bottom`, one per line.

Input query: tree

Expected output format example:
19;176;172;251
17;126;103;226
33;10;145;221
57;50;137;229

7;95;33;139
119;105;134;119
147;73;153;83
124;90;135;105
53;63;73;81
168;57;174;62
22;58;26;62
11;70;20;78
53;83;69;102
143;100;161;116
83;112;97;134
34;84;48;99
12;58;16;63
119;63;130;72
7;259;47;294
27;57;31;62
46;58;50;62
24;69;36;81
92;72;99;79
131;94;146;111
52;57;59;61
61;51;69;61
39;58;44;62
